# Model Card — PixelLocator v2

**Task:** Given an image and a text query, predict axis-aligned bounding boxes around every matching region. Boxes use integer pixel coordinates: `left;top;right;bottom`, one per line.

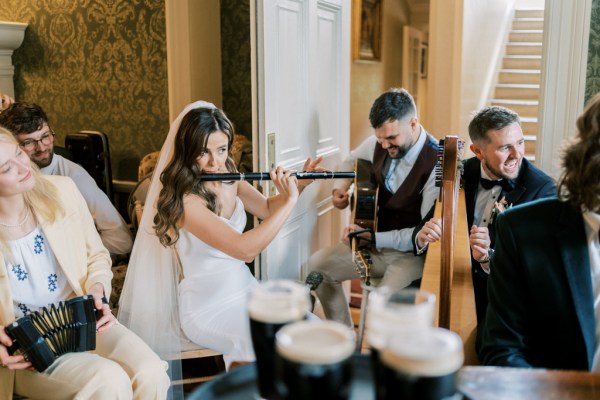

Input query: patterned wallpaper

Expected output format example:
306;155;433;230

586;0;600;104
0;0;169;180
220;0;252;141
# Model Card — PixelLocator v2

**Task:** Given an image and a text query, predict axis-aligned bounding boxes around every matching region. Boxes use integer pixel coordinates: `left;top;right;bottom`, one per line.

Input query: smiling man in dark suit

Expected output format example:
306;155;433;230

414;106;556;327
479;93;600;369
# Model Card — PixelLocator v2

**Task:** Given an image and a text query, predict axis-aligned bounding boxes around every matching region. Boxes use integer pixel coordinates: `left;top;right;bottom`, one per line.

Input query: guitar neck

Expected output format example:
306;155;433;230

351;237;372;286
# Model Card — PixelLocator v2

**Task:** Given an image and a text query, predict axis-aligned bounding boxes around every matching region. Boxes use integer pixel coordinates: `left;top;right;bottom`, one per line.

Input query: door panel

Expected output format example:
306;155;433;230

256;0;350;280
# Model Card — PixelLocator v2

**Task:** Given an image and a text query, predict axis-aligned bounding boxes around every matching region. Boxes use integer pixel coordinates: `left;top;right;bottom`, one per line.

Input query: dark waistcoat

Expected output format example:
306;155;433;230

371;135;438;232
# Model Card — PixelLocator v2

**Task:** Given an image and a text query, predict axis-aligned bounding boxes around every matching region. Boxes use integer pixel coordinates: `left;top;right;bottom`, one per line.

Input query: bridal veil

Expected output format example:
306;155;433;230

118;101;216;399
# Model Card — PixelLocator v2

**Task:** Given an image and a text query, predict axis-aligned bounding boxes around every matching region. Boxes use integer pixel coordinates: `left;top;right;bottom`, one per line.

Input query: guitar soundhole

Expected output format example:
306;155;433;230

355;189;376;220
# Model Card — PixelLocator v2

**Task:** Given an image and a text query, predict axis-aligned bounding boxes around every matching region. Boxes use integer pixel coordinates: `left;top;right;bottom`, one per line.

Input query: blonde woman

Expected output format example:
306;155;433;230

0;128;169;399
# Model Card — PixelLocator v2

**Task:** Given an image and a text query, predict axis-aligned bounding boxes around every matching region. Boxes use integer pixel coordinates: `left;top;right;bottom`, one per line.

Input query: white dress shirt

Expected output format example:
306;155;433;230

473;167;505;227
333;126;439;252
41;154;133;255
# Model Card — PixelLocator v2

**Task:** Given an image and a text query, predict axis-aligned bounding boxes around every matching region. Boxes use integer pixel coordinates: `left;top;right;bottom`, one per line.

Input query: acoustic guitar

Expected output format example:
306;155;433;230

351;235;373;352
349;159;378;352
349;158;379;284
351;240;372;287
351;159;379;231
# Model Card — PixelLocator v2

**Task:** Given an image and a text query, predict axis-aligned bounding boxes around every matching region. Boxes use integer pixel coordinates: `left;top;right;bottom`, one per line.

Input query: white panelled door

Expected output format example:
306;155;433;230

255;0;350;281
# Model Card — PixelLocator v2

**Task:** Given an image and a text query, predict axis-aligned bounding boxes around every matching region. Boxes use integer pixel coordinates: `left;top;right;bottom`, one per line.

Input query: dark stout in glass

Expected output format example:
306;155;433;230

366;287;436;399
275;321;355;400
379;328;463;400
248;280;310;400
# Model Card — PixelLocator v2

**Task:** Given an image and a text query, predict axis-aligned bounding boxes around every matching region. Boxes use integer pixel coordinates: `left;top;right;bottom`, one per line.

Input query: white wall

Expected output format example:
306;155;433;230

515;0;544;8
0;21;27;98
165;0;223;121
538;0;592;178
460;0;515;142
425;0;462;138
189;0;222;108
349;0;409;148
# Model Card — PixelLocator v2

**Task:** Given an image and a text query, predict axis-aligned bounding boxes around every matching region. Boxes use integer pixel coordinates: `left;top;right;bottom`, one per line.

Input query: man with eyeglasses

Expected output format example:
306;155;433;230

0;101;133;257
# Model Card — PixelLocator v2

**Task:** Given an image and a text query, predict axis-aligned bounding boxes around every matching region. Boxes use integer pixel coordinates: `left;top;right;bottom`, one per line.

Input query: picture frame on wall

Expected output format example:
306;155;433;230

352;0;383;61
420;42;428;78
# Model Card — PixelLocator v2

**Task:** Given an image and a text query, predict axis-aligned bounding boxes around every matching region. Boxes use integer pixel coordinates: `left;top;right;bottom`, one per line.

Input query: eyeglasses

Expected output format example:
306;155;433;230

19;132;55;151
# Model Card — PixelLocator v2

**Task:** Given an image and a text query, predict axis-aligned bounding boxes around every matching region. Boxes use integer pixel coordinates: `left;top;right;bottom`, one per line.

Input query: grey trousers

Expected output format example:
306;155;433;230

306;243;425;328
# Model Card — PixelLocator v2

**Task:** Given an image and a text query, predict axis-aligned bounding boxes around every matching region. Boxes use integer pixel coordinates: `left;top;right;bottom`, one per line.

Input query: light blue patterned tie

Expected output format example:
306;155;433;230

385;158;399;192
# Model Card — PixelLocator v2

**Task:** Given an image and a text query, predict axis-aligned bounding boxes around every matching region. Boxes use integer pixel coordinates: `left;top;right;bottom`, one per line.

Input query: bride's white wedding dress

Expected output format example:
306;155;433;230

177;197;258;366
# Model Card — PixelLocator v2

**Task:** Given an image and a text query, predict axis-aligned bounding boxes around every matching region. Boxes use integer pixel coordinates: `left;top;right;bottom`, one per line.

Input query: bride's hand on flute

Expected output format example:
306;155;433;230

270;166;299;203
297;156;326;192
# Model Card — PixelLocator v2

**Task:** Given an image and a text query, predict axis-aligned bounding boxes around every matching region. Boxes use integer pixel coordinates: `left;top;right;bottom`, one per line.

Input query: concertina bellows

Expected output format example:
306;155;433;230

6;295;99;372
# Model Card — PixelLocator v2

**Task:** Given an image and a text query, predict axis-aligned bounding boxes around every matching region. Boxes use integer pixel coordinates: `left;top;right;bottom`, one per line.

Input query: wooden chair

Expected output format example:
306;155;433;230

170;337;225;388
420;136;478;365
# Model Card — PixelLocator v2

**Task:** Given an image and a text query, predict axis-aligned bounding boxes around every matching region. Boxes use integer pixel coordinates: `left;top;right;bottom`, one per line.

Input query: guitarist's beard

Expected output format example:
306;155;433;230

387;141;413;159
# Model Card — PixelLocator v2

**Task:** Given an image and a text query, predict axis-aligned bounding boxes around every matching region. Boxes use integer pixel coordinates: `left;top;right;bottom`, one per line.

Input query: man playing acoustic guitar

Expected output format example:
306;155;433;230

305;88;440;328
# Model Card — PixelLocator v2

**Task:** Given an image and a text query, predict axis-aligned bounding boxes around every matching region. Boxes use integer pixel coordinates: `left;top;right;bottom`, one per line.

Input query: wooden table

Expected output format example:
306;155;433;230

189;355;600;399
459;366;600;400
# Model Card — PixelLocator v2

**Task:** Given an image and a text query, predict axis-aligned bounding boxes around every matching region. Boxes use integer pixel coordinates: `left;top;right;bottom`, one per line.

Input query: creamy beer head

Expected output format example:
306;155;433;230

366;287;436;349
381;328;464;377
276;320;355;365
248;280;311;324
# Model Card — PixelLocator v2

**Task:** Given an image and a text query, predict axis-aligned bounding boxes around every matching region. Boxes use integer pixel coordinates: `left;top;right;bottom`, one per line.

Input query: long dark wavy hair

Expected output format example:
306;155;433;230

154;107;237;246
557;92;600;212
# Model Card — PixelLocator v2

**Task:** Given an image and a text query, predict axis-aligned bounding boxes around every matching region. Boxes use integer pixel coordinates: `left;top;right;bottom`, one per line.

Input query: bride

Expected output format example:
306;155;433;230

118;101;321;393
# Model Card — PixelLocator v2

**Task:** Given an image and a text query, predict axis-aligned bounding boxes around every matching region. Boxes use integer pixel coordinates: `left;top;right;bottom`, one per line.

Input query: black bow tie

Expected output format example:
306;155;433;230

480;177;514;191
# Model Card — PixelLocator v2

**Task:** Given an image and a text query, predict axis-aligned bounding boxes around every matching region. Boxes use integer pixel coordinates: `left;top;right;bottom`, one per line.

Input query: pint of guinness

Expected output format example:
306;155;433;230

366;287;436;399
248;280;311;400
275;321;355;400
379;328;464;400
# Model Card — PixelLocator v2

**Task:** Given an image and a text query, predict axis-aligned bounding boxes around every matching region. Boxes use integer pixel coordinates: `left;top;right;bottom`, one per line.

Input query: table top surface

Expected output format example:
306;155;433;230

188;355;600;400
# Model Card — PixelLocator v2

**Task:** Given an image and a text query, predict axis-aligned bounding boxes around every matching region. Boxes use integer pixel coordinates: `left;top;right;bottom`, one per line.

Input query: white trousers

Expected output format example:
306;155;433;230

14;323;170;400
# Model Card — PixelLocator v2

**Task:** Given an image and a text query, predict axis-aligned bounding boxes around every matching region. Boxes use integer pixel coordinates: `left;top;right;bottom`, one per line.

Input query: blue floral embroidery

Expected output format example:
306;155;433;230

48;273;58;292
34;234;44;254
18;303;32;316
11;264;28;281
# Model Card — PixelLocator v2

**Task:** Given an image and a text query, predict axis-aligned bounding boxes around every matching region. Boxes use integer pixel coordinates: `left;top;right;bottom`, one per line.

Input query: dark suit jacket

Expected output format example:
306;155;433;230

479;198;594;370
462;157;556;323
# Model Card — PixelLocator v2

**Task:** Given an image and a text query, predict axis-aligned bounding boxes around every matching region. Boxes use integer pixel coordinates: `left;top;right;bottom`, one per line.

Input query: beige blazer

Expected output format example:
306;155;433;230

0;175;112;399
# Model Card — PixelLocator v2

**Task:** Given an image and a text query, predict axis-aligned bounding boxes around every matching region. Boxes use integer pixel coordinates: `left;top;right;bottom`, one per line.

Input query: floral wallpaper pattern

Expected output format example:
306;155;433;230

0;0;169;180
220;0;252;141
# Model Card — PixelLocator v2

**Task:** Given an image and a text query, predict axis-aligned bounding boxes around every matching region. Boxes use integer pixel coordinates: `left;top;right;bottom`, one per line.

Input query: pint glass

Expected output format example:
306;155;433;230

379;328;464;400
275;320;355;400
366;287;436;399
248;280;311;399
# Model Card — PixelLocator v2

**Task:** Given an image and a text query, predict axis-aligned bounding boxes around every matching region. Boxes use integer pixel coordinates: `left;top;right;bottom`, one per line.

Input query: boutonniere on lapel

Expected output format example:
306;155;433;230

489;196;512;225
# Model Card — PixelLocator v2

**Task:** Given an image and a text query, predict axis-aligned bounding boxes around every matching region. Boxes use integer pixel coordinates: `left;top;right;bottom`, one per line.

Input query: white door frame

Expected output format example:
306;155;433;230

537;0;592;179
